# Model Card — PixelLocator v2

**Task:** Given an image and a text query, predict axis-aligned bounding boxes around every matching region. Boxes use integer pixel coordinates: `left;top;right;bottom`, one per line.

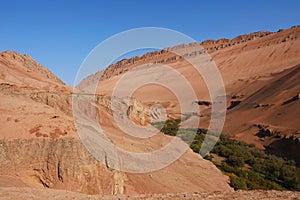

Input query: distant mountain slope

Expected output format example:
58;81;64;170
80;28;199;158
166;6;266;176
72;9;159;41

78;25;300;154
76;69;103;93
80;25;300;86
223;64;300;164
226;64;300;135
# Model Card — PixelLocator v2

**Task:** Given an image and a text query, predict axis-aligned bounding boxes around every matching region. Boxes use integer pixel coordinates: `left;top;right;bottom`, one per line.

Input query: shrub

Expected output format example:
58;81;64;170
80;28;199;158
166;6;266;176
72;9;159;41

230;176;247;190
152;119;300;191
226;155;245;168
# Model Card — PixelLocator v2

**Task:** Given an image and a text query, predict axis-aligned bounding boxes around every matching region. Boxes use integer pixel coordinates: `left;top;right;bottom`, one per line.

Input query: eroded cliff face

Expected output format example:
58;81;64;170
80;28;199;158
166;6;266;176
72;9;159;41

73;94;150;127
0;136;233;195
0;82;150;130
0;138;124;195
0;51;151;195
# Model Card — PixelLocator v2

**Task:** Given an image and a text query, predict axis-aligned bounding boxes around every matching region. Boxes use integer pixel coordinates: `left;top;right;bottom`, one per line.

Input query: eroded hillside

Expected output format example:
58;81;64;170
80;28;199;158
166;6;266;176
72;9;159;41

0;51;232;195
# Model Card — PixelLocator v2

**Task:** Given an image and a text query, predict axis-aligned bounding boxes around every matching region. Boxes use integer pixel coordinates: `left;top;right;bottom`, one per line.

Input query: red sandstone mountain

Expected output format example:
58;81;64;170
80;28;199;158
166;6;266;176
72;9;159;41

1;26;300;199
0;51;231;195
0;51;70;91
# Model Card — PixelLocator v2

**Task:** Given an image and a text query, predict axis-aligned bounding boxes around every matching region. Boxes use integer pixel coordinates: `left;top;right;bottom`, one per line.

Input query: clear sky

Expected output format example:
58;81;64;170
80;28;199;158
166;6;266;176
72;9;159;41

0;0;299;86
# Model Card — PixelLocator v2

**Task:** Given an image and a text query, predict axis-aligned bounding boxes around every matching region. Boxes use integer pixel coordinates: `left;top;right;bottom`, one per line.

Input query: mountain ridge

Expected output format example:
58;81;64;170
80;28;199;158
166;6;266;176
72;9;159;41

81;25;300;160
79;25;300;85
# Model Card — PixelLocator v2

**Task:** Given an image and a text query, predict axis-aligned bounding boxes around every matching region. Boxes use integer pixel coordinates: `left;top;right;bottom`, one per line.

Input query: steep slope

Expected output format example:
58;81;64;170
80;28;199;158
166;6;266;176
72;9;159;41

225;64;300;138
0;51;70;92
223;64;300;163
0;51;76;140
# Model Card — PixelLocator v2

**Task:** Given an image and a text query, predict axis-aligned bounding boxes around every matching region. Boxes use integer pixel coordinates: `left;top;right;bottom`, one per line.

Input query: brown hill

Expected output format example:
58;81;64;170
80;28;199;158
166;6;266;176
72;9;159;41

0;51;70;92
0;51;76;140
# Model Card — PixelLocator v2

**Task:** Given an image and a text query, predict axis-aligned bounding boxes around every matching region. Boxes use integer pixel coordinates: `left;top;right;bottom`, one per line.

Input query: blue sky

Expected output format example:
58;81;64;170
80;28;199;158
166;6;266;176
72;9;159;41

0;0;299;85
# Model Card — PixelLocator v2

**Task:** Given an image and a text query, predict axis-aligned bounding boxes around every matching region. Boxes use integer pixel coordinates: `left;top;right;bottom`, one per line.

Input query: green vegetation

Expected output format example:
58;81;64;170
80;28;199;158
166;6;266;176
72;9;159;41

152;119;300;191
153;118;181;136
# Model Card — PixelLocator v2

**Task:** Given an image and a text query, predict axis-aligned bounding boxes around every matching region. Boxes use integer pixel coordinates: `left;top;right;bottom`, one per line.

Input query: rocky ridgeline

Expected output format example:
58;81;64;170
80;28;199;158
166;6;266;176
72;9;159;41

30;92;149;127
99;50;180;81
94;26;300;81
30;91;73;116
0;82;149;128
200;31;272;50
0;51;64;85
73;94;150;126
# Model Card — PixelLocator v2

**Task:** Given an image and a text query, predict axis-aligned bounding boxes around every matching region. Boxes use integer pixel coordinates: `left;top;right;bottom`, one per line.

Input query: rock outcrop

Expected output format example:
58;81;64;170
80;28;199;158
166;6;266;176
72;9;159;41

79;26;300;84
0;138;123;194
0;51;68;92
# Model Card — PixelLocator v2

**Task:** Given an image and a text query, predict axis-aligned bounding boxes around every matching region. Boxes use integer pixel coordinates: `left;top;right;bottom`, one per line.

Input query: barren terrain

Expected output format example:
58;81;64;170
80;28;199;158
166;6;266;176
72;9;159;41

1;26;300;199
